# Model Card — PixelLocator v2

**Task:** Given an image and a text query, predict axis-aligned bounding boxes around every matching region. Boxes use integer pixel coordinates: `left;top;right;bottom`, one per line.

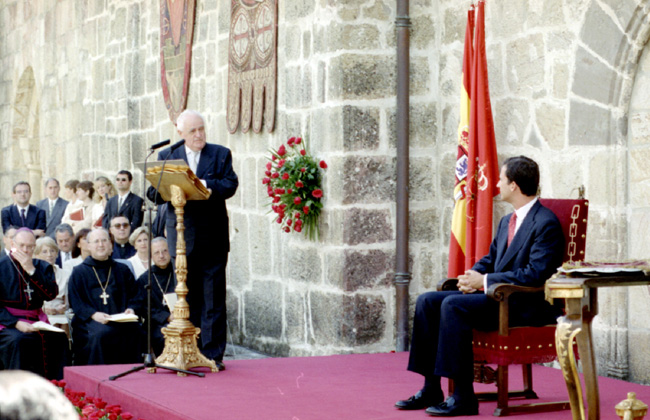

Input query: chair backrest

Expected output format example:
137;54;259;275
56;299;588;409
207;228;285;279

538;198;589;264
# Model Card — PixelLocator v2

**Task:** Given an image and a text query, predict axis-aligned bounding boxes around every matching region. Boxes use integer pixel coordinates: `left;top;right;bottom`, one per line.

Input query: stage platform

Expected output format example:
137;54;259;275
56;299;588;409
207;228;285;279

64;352;650;419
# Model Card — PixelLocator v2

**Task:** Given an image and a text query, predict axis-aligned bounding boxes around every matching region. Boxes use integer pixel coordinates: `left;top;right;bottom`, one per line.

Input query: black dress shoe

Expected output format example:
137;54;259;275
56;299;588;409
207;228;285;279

214;360;226;371
395;390;443;410
425;396;478;417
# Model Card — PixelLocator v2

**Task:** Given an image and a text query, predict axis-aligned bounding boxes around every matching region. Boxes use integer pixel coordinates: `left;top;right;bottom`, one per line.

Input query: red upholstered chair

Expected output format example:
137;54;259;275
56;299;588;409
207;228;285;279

438;197;589;416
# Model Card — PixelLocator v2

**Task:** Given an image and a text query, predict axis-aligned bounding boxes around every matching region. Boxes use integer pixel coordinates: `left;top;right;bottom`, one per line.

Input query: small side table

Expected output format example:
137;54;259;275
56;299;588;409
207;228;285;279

545;274;650;420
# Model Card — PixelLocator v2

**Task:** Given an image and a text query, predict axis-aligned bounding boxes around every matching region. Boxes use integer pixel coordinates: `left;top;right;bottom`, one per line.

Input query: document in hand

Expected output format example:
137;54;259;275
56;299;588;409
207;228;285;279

107;313;139;323
31;321;66;333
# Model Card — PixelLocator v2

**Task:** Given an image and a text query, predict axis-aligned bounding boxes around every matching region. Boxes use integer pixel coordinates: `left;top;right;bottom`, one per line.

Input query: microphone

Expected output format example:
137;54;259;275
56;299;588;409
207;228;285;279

169;139;185;153
150;139;171;150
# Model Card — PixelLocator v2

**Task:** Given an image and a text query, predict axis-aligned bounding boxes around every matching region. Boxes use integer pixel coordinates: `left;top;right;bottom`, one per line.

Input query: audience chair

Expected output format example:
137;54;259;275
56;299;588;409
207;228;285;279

438;196;589;416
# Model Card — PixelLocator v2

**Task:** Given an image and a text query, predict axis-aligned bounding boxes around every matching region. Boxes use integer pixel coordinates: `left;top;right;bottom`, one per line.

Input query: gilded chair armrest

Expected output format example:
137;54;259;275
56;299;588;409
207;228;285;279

437;278;459;291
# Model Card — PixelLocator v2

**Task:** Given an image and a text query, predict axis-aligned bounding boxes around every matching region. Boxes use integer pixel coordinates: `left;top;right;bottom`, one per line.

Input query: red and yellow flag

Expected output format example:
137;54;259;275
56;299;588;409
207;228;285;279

447;6;475;278
448;1;499;276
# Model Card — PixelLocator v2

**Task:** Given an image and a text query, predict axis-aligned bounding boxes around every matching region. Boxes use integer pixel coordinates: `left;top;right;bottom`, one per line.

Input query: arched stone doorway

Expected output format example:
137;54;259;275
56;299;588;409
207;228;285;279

569;0;650;382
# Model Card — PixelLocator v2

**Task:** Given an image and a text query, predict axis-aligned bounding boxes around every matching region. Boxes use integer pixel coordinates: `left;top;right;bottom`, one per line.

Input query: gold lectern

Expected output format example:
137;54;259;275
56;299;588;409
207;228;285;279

144;160;218;375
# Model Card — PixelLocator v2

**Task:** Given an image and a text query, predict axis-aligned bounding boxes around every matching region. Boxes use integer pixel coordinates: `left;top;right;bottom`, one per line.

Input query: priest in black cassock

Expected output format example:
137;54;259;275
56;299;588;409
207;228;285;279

0;228;67;379
68;228;144;365
136;237;176;356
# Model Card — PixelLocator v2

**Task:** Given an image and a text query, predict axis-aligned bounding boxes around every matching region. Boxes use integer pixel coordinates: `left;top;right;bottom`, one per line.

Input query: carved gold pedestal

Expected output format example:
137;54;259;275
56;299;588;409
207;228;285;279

149;184;217;375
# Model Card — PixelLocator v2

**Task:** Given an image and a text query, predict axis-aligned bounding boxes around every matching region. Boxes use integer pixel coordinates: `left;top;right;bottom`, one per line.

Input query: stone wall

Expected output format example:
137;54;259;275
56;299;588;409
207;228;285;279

1;0;650;382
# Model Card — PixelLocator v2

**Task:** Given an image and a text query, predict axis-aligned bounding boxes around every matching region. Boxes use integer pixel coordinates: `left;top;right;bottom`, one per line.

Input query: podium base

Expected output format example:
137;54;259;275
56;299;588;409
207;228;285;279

152;320;218;376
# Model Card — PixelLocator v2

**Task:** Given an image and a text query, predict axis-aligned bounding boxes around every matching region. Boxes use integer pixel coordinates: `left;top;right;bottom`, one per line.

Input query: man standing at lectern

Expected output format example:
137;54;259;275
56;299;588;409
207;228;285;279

147;110;238;370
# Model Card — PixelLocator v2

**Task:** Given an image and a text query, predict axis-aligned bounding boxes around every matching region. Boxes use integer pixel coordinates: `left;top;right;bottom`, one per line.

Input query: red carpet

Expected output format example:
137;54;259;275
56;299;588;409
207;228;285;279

64;352;650;419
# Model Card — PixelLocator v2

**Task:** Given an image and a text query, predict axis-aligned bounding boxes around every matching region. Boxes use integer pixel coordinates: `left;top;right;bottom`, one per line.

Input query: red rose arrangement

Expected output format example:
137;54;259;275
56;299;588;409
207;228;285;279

262;137;327;240
52;379;139;420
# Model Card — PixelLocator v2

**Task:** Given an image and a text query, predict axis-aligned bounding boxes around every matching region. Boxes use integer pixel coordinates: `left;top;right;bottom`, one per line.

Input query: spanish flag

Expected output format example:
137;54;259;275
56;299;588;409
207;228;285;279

448;0;499;277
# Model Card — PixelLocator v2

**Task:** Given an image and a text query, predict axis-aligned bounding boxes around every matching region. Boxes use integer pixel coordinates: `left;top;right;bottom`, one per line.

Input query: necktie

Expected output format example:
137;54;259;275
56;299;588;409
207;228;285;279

49;200;55;215
20;208;26;226
118;196;124;210
507;212;517;246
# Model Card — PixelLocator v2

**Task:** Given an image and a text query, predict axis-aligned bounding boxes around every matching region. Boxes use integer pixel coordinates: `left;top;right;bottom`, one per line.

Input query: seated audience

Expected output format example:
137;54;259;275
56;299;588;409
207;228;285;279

60;181;103;234
36;178;69;239
109;216;136;260
68;228;144;365
2;226;18;256
54;223;74;268
0;228;67;379
62;179;80;204
137;237;176;356
1;182;46;237
102;170;144;232
35;237;71;316
94;176;117;209
63;228;91;272
127;226;150;279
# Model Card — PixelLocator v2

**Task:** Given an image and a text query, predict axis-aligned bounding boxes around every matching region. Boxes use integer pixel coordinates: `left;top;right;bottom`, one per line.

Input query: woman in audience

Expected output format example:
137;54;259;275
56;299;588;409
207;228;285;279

35;237;70;315
127;226;150;279
63;179;80;204
63;228;91;271
94;176;116;209
60;181;103;233
93;176;116;228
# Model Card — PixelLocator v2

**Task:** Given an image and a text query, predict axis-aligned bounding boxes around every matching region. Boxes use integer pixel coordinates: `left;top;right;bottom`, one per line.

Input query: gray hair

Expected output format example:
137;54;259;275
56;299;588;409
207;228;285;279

151;237;168;247
54;223;74;237
176;109;204;132
35;236;58;255
44;178;60;188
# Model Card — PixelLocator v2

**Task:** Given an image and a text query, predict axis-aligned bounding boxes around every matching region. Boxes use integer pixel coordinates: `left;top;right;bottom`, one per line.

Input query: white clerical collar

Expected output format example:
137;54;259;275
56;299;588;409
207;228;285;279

513;197;538;234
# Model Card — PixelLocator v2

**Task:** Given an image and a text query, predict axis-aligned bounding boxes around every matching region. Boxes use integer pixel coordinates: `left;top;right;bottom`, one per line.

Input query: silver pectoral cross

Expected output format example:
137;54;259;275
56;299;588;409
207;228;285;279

100;291;110;305
24;284;34;300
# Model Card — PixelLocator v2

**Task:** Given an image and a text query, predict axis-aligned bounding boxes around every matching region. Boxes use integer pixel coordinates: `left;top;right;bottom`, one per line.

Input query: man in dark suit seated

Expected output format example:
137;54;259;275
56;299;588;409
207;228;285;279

395;156;564;417
35;178;69;239
101;170;144;232
147;109;238;370
1;182;46;238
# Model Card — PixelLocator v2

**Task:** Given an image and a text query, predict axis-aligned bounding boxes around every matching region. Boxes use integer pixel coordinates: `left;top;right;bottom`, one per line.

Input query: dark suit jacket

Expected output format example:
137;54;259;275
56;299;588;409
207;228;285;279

147;143;238;256
1;204;46;233
102;193;144;232
472;200;565;324
36;197;69;238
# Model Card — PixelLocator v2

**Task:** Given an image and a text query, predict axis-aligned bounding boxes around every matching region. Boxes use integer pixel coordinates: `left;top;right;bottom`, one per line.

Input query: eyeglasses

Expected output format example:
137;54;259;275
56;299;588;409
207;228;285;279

111;223;129;229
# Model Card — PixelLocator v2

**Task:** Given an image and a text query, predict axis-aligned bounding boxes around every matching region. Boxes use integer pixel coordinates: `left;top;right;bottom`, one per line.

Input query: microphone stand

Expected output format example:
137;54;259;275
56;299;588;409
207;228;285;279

110;143;202;380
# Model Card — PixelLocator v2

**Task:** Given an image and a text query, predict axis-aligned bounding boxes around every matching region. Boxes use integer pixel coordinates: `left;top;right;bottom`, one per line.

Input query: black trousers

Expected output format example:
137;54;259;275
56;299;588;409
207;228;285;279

186;252;228;361
0;328;68;379
407;291;499;382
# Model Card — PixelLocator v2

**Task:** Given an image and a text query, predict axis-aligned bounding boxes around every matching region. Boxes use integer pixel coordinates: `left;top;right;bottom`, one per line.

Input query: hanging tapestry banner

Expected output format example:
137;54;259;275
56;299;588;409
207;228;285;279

227;0;278;134
160;0;196;124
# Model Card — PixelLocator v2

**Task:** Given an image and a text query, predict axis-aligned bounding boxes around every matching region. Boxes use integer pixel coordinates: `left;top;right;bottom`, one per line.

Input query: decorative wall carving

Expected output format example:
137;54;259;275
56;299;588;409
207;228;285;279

227;0;277;134
160;0;196;124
